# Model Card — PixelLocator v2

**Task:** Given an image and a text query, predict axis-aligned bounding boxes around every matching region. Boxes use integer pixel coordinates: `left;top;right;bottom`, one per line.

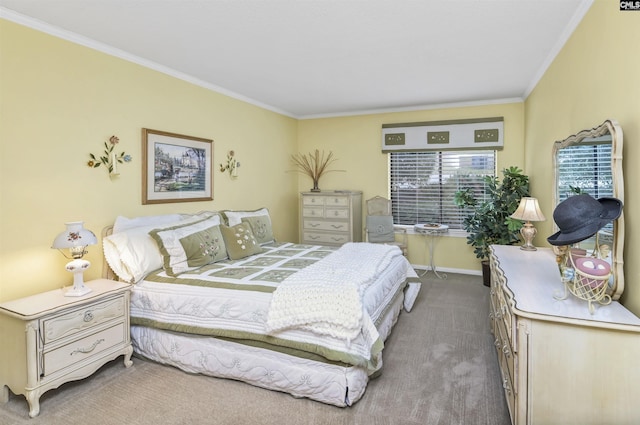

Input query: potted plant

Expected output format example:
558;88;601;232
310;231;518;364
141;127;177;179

454;166;530;286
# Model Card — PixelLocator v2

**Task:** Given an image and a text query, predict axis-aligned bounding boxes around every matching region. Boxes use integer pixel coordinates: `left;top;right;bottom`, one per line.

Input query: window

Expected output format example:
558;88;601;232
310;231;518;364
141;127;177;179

390;150;496;229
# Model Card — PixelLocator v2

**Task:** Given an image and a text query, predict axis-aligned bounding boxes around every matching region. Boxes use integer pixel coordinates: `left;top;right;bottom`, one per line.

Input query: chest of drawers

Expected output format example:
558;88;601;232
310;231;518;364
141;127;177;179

300;191;362;246
0;279;133;417
489;245;640;425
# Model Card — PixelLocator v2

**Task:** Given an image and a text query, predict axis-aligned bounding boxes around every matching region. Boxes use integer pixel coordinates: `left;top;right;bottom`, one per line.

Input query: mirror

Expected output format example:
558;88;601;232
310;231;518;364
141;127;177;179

552;119;624;299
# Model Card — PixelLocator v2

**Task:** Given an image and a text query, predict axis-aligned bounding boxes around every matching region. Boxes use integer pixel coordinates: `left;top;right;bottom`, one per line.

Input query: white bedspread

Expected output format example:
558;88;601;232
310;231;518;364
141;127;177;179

265;243;402;343
129;242;418;371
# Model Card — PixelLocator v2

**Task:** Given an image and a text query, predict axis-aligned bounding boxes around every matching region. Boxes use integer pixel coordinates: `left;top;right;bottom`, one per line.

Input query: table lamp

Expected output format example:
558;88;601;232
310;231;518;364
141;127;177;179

51;221;97;296
510;197;546;251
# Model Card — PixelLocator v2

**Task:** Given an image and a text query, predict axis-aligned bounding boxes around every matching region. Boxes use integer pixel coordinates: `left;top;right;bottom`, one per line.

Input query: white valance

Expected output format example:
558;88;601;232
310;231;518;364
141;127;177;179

381;117;504;152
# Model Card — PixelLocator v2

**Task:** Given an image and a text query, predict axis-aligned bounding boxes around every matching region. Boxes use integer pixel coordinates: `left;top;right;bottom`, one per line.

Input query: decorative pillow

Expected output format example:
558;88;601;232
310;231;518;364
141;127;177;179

366;215;396;243
103;215;206;283
223;208;271;226
241;215;274;245
149;216;225;276
220;222;263;260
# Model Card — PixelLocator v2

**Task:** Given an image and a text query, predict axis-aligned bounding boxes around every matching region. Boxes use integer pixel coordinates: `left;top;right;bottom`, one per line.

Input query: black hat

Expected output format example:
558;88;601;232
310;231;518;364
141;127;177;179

547;194;622;246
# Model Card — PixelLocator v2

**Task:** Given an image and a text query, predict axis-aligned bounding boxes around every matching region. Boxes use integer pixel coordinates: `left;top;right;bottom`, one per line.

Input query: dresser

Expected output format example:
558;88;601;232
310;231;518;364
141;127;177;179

0;279;133;417
300;191;362;246
489;245;640;425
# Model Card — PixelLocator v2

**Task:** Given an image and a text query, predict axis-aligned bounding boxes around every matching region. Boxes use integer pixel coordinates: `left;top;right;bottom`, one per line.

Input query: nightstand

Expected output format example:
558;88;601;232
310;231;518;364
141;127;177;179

0;279;133;417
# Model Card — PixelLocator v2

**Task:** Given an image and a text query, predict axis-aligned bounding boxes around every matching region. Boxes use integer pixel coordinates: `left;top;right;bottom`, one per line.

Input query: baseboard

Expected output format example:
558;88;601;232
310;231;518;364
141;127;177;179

412;264;482;276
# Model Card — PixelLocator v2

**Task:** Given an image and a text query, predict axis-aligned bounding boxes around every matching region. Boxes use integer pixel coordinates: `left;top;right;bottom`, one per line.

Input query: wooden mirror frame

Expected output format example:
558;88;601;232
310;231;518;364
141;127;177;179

552;119;625;299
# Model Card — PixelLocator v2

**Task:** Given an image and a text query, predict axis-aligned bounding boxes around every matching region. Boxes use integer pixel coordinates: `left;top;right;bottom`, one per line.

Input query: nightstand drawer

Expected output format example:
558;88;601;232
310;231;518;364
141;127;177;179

303;219;349;232
42;296;125;344
43;322;126;376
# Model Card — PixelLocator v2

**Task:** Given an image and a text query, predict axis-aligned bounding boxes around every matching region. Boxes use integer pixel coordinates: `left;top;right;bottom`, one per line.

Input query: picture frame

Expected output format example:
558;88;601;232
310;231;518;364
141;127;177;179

142;128;213;204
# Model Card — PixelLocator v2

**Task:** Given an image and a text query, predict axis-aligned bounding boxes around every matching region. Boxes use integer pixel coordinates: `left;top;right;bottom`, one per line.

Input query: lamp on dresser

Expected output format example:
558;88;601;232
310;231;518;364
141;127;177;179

510;197;546;251
51;221;97;296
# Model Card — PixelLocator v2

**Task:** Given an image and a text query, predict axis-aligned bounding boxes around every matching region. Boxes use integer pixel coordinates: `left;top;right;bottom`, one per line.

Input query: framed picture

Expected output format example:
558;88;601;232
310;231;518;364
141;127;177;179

142;128;213;204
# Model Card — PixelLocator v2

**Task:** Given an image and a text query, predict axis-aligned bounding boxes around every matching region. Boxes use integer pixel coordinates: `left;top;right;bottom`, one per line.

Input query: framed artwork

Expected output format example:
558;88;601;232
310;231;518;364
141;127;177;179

142;128;213;204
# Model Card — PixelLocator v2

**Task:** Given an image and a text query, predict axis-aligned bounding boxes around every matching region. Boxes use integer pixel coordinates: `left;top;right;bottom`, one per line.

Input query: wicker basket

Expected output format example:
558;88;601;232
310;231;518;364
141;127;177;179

554;252;612;314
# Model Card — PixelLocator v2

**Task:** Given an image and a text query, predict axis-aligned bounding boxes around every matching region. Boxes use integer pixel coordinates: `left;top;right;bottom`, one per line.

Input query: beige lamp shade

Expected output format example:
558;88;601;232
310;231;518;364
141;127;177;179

510;197;545;251
510;197;546;222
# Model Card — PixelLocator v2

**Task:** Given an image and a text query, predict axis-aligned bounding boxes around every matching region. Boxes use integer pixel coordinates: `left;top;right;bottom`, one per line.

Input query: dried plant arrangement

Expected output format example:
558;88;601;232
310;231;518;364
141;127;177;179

290;149;344;192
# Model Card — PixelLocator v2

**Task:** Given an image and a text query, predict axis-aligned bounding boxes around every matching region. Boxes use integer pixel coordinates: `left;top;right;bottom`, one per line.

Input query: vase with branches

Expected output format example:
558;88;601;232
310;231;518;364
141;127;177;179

290;149;344;192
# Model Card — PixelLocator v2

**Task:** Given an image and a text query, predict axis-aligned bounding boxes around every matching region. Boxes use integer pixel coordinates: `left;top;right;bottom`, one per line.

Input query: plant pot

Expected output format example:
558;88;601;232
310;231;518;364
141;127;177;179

482;259;491;287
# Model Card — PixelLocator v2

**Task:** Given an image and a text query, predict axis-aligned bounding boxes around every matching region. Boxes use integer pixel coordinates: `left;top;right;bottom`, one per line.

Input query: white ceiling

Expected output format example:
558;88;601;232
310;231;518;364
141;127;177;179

0;0;592;119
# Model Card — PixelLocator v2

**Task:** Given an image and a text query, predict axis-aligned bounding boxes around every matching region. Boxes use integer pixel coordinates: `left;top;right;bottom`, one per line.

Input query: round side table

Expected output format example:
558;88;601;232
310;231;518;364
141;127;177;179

414;223;449;279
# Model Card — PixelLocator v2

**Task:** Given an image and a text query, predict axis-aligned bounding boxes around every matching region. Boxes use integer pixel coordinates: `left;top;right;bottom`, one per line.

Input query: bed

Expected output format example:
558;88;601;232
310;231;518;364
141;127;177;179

102;209;420;406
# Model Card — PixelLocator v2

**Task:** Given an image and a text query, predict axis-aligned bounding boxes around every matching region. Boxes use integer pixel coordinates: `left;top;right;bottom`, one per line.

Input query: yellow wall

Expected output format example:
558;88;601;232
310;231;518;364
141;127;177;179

3;1;639;316
298;103;525;270
0;20;299;301
525;0;640;314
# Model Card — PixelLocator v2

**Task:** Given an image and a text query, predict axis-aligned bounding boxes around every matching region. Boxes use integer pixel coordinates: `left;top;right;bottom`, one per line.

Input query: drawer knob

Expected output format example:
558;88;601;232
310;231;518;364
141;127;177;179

83;311;94;322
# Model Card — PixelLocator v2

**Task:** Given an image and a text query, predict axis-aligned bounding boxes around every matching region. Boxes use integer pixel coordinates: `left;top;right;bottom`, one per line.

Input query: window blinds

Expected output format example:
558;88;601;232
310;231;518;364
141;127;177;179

557;143;612;201
390;150;496;228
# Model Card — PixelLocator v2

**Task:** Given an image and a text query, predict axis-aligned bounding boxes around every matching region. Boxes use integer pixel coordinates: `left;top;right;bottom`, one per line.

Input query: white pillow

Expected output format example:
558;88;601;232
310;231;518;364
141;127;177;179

112;214;183;234
103;215;206;283
149;215;224;276
403;282;421;312
224;208;270;226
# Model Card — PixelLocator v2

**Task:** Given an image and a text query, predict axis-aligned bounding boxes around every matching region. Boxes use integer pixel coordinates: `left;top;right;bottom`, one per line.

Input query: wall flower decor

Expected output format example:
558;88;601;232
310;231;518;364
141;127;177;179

290;149;344;192
88;135;132;176
219;150;240;177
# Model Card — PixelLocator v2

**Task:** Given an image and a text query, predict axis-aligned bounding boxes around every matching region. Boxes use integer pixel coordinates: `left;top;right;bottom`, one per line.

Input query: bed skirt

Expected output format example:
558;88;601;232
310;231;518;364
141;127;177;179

130;290;405;407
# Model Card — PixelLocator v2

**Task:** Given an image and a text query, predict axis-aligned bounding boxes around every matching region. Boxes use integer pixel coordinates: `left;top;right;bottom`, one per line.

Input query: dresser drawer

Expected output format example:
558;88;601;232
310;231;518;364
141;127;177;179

42;322;126;376
498;350;516;421
324;208;349;219
495;315;515;387
42;296;125;344
303;220;349;232
302;196;326;206
495;288;512;342
324;196;349;207
302;231;351;245
302;207;325;218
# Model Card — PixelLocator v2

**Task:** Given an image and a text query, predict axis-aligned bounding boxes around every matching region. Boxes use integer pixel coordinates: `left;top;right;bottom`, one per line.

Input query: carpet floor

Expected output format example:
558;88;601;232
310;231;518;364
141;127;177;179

0;273;511;425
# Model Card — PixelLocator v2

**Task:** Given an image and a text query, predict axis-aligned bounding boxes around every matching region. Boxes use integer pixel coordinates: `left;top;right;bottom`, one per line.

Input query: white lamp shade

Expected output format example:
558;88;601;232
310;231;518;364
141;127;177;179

52;222;97;297
51;222;97;251
510;197;546;222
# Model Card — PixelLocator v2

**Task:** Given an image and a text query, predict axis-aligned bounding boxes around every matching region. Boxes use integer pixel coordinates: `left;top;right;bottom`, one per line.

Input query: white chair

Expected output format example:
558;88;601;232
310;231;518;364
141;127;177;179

364;196;408;256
